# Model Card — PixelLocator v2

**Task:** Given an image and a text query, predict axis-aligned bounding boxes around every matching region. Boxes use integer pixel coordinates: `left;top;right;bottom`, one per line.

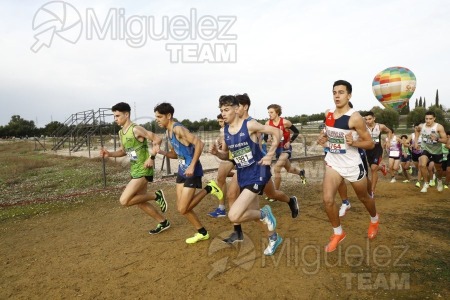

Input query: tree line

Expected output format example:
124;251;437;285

1;106;448;139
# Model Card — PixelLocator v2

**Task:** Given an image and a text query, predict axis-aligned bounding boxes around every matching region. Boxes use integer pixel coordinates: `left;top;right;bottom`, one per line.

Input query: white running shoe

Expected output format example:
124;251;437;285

437;180;443;192
390;177;396;183
339;203;351;217
420;183;429;193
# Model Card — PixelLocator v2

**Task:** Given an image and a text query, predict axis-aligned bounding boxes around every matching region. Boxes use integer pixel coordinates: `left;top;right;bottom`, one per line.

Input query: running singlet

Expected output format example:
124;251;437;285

420;123;443;154
388;136;401;157
369;124;382;144
224;119;271;187
268;117;290;148
324;109;362;167
168;122;203;178
119;123;153;178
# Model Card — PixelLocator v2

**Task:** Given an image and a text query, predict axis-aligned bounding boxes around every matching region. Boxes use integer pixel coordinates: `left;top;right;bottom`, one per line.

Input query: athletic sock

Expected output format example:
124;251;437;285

342;199;350;205
333;226;343;235
198;227;207;236
370;214;379;223
269;232;278;241
218;204;225;210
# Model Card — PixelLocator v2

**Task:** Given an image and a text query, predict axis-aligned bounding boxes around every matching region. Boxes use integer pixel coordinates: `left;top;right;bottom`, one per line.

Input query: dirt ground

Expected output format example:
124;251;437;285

1;161;449;299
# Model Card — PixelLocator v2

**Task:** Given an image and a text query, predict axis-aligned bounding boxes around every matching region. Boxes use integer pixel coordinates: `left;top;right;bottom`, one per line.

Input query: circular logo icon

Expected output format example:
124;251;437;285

31;1;82;52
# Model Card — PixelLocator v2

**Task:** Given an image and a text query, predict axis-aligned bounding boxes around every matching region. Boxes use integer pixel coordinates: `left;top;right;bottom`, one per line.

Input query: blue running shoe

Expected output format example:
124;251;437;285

208;207;226;218
264;234;283;255
260;205;276;231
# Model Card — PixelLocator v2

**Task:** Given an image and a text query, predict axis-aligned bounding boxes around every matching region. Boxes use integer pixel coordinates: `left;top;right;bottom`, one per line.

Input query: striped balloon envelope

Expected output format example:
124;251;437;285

372;66;416;111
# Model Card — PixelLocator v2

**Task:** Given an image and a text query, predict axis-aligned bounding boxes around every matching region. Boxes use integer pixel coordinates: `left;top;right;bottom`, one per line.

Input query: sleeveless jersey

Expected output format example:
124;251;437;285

388;135;401;157
119;123;153;178
168;123;203;177
268;117;290;148
420;123;442;154
324;108;362;167
224;119;271;187
368;124;382;144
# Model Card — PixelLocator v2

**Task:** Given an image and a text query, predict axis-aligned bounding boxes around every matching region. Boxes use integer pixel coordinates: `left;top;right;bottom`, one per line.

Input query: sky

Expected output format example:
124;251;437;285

1;0;449;127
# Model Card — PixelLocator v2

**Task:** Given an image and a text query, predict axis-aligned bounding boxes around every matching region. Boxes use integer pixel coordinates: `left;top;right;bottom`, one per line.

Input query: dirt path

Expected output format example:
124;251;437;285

1;177;449;299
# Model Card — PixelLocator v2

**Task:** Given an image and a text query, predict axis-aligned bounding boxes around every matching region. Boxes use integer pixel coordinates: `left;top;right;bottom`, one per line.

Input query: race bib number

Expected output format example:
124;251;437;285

232;146;255;168
372;136;380;143
127;150;138;161
389;150;400;157
328;137;346;154
178;157;186;166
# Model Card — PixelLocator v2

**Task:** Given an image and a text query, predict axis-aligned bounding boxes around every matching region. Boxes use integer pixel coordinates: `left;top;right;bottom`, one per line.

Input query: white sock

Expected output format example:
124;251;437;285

333;226;343;235
370;214;379;223
218;205;225;210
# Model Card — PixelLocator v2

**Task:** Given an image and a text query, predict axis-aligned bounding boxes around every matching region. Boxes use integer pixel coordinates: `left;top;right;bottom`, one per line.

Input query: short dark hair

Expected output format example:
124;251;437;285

365;111;375;118
236;93;251;108
401;135;408;139
154;102;174;116
219;95;238;107
333;80;352;94
414;122;422;127
425;111;436;117
112;102;131;113
348;101;353;108
217;114;223;119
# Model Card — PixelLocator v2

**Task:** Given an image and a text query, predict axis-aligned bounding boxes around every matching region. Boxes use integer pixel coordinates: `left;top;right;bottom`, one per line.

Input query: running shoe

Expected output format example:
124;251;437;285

397;166;403;174
186;232;210;244
368;219;379;240
260;205;276;231
437;180;443;192
403;180;410;183
288;196;299;218
429;179;435;187
222;231;244;244
208;207;226;218
148;220;171;235
339;203;351;217
444;185;448;189
265;196;276;202
415;181;421;188
207;180;224;200
299;169;307;185
325;232;346;252
421;183;429;193
380;164;387;176
390;177;396;183
408;167;413;175
264;234;283;256
155;190;168;213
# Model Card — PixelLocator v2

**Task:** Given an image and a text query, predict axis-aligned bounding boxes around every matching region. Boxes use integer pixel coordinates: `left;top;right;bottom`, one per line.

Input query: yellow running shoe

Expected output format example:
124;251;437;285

206;180;223;200
186;232;210;244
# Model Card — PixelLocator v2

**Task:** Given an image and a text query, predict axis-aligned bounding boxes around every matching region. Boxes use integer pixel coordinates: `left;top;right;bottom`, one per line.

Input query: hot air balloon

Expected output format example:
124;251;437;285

372;66;416;111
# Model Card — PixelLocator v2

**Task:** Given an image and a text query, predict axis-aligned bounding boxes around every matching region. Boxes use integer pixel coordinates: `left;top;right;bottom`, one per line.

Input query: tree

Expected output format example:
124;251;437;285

371;106;399;130
419;97;422;107
435;89;439;107
415;98;418;108
5;115;37;137
423;98;426;108
407;106;426;127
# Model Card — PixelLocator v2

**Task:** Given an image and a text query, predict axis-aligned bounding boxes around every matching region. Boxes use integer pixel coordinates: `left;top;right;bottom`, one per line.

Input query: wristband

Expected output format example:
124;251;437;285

150;155;156;160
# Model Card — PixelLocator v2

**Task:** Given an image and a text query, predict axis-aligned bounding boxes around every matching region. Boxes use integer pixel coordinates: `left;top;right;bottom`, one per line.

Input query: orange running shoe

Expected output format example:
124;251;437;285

380;164;387;176
368;219;379;240
325;232;346;252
